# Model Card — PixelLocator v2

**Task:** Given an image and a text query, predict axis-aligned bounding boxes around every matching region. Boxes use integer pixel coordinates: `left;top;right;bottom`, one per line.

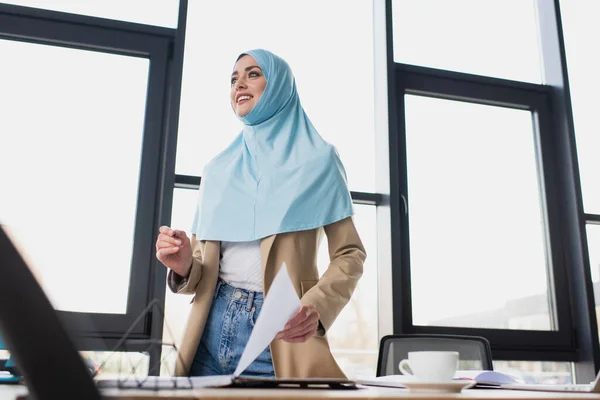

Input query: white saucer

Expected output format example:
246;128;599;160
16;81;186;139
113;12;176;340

402;379;476;393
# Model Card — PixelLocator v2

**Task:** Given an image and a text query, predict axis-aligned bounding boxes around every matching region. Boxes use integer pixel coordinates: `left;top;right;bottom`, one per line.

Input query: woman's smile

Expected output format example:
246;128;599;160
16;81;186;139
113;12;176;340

231;55;267;117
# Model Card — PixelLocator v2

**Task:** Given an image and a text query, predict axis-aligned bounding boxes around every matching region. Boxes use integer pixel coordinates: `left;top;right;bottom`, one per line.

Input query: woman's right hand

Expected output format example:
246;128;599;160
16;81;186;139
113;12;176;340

155;226;193;277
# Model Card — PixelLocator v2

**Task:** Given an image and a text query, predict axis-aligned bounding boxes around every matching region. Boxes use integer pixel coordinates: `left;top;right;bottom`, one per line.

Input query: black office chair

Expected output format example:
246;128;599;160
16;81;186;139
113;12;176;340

376;334;493;377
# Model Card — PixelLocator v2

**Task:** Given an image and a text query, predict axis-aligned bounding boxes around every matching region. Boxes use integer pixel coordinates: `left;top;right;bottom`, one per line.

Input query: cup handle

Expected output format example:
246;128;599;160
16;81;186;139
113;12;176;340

398;359;413;376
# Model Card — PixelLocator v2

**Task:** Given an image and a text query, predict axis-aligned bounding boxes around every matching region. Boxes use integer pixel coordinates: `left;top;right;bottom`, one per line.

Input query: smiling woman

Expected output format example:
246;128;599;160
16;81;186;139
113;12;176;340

230;56;267;117
169;0;379;380
156;49;366;379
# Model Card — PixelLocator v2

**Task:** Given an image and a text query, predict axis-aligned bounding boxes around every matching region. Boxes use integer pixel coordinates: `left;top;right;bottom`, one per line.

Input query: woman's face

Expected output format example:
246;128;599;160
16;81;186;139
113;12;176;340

230;55;267;117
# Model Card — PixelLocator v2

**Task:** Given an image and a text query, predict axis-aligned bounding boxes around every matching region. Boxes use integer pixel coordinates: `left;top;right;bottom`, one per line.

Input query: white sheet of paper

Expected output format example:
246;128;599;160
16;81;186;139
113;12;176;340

234;262;301;376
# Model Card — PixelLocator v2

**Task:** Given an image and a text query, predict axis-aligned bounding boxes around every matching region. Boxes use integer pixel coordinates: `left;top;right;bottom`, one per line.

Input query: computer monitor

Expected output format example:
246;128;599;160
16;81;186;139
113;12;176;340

0;226;101;399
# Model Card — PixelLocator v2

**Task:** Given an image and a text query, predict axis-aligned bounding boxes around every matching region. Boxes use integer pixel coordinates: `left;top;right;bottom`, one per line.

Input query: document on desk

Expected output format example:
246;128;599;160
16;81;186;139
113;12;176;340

234;262;301;376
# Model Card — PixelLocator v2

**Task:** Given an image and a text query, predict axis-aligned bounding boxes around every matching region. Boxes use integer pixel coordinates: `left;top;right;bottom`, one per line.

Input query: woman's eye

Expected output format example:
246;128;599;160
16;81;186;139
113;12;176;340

249;71;259;77
230;78;237;85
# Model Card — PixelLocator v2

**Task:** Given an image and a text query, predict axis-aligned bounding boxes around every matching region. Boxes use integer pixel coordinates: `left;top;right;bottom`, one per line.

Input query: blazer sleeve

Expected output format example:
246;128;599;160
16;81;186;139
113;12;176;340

166;234;205;295
300;216;366;335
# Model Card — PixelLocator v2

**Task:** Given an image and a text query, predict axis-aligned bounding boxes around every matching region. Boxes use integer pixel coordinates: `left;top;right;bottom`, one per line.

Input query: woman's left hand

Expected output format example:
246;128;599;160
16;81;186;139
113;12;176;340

276;304;320;343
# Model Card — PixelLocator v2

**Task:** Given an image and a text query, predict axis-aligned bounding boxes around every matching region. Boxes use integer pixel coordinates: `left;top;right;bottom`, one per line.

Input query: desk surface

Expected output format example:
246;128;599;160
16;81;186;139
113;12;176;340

4;385;600;400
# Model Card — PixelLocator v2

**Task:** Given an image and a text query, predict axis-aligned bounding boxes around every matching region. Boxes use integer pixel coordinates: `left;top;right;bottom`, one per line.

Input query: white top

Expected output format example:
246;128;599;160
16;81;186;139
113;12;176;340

219;240;263;292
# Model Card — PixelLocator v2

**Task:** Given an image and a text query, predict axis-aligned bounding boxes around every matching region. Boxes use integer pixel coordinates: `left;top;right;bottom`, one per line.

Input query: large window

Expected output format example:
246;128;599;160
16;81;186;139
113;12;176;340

0;39;149;314
2;0;598;384
0;3;179;358
390;0;598;379
405;95;550;330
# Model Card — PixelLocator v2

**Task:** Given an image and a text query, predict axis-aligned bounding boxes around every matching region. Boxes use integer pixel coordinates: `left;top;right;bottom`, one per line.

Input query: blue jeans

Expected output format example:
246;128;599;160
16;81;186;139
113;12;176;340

189;279;274;377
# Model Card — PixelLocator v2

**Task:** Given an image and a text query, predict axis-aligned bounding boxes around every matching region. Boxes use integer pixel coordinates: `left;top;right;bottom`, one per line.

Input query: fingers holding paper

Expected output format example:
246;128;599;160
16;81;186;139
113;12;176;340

276;304;320;343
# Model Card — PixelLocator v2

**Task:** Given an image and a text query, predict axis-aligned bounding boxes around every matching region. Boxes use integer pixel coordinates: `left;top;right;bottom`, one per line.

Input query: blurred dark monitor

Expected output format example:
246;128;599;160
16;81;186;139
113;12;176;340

0;226;101;399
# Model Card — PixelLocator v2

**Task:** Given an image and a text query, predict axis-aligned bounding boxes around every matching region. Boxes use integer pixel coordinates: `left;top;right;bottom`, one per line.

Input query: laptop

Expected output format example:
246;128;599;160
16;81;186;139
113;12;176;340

96;375;356;390
502;370;600;393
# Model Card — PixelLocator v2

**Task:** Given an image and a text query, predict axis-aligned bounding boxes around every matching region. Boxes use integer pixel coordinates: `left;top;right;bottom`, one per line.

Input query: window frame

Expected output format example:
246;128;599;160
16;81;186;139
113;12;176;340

538;0;600;381
385;0;600;379
0;2;183;354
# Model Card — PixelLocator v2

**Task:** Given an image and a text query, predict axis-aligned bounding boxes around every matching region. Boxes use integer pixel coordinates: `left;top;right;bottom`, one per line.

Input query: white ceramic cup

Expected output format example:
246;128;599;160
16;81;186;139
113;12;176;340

398;351;459;382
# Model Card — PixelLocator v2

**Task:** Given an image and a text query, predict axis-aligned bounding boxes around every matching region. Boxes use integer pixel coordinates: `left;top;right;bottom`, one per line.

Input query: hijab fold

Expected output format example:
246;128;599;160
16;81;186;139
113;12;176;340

192;49;353;241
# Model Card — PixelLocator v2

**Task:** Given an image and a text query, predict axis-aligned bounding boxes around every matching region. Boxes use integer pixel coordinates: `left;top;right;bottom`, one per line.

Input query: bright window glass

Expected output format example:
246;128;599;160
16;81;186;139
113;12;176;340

405;95;551;330
162;189;378;378
588;225;600;283
392;0;542;83
560;0;600;214
0;39;149;313
587;225;600;348
176;0;376;192
2;0;179;27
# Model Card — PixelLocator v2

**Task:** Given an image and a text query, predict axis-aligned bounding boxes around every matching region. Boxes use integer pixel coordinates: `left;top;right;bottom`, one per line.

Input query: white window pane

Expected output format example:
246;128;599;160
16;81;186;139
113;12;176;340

317;205;378;378
588;225;600;283
405;95;551;330
392;0;542;83
0;39;149;314
3;0;179;27
587;225;600;347
560;1;600;214
176;0;376;192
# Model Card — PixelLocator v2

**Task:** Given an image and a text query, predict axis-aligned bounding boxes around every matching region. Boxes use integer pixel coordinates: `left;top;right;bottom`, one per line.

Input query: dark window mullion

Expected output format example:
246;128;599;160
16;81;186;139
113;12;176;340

536;0;600;380
586;214;600;225
0;8;173;58
397;63;552;110
0;2;174;37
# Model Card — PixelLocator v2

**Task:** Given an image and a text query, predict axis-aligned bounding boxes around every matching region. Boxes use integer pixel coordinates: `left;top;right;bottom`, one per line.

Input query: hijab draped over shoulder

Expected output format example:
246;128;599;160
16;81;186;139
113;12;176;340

192;49;353;241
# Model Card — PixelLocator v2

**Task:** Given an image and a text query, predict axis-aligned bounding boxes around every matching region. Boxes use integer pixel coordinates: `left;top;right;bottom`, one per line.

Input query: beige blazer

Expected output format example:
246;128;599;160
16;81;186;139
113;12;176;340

167;216;366;378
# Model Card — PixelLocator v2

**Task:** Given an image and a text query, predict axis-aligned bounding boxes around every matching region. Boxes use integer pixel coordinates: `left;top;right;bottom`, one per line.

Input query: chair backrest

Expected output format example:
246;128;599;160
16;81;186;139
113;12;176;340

376;334;493;377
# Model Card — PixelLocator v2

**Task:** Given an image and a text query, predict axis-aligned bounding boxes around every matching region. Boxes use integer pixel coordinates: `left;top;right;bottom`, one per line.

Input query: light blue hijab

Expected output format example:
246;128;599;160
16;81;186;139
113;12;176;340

192;49;353;241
